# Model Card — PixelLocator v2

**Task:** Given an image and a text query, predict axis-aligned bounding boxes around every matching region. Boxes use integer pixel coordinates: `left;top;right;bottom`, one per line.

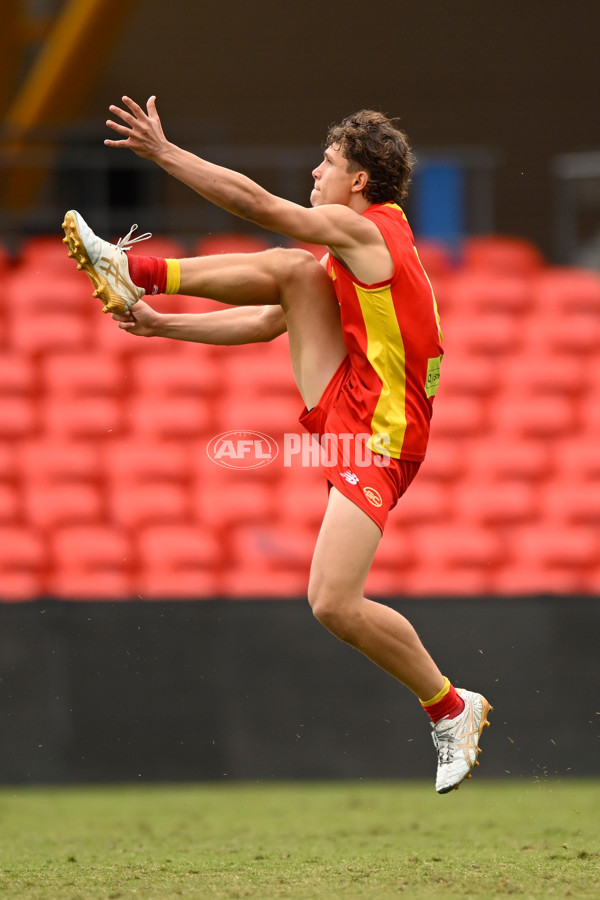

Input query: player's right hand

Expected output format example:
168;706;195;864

111;299;160;337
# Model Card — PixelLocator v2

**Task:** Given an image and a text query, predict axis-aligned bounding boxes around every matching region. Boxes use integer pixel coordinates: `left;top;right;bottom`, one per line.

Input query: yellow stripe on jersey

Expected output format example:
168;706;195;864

354;283;407;458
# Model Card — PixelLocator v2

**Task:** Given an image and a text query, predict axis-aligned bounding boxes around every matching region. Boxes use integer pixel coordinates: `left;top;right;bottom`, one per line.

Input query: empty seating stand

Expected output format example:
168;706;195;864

1;231;598;600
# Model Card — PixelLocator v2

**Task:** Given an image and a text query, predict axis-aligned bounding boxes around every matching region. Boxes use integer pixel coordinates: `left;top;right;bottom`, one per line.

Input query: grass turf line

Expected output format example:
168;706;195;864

0;780;598;899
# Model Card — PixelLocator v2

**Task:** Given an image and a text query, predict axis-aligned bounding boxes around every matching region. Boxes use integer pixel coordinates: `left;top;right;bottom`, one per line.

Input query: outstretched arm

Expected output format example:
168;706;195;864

104;96;375;252
113;299;287;345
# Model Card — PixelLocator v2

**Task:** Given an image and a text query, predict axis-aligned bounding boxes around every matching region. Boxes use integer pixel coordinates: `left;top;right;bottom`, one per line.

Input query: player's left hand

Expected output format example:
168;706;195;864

104;95;167;160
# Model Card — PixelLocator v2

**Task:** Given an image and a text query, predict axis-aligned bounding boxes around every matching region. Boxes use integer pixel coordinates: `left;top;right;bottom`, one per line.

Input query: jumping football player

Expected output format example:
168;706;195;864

62;97;491;793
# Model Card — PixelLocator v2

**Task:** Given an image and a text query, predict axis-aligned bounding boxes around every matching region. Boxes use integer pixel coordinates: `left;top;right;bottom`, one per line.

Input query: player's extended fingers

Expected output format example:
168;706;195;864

108;103;136;126
121;95;146;118
105;118;132;136
146;95;158;117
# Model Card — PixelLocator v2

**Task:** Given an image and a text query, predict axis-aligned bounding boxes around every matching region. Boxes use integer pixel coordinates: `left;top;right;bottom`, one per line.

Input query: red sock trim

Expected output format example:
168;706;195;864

127;254;168;295
422;683;465;724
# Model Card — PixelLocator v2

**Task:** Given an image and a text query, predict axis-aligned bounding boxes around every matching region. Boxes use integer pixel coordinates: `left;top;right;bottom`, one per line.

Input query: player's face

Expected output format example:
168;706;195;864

310;144;357;207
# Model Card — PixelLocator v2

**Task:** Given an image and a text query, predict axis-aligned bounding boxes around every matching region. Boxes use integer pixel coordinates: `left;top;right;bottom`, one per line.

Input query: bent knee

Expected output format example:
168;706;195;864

308;582;362;641
266;247;325;288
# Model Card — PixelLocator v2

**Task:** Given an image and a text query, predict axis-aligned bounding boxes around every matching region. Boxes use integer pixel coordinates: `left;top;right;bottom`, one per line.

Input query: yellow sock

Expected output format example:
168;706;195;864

165;259;181;294
420;676;450;707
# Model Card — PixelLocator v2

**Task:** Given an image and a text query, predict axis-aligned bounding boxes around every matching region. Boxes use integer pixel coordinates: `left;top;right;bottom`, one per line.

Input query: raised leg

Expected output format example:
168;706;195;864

180;247;347;410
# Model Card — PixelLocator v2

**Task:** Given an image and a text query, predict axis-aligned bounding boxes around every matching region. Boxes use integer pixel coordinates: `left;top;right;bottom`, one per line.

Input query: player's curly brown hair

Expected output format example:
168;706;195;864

325;110;415;204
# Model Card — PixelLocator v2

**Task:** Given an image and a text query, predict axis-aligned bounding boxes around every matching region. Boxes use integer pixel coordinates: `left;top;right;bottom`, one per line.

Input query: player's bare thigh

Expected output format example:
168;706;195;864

180;247;346;409
308;486;382;612
269;249;347;411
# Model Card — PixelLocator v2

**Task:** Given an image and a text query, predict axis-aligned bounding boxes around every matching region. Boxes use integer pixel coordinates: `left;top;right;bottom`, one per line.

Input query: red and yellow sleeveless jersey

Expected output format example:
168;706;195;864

325;202;443;461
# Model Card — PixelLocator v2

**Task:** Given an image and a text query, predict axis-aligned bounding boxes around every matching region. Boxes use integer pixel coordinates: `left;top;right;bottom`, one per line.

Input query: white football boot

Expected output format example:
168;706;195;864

62;210;151;314
431;688;492;794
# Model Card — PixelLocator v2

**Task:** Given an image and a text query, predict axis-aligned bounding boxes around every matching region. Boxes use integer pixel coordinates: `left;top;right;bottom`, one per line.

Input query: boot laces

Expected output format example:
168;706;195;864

115;223;152;252
432;726;456;765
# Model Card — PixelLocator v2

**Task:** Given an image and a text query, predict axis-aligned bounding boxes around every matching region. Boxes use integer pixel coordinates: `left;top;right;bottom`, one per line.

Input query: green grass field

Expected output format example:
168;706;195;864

0;780;598;899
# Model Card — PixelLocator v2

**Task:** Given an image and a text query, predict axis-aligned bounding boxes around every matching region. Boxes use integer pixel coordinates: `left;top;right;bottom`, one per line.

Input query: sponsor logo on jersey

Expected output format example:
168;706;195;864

363;486;383;507
425;355;442;398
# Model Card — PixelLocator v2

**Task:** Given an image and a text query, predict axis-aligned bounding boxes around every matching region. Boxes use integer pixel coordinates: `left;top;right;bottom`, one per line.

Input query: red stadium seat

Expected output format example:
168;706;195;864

541;479;600;525
461;235;545;276
16;438;100;485
523;308;600;357
417;437;466;483
6;269;93;316
551;436;600;482
464;437;552;483
0;442;17;485
222;566;309;598
8;310;91;356
453;478;539;525
0;525;47;601
442;272;533;316
219;392;303;439
23;482;103;530
0;397;38;440
108;481;190;529
274;473;326;529
428;395;488;440
134;524;222;598
0;353;36;396
100;438;191;487
0;484;20;524
127;395;213;439
222;519;316;597
401;563;496;597
490;393;575;440
220;341;296;396
442;310;520;358
48;523;133;599
436;354;497;399
41;351;124;398
41;396;124;439
129;351;221;399
491;562;585;595
499;355;582;398
411;521;504;578
532;267;600;314
193;472;279;529
393;479;450;525
228;521;316;574
17;234;84;277
506;522;598;570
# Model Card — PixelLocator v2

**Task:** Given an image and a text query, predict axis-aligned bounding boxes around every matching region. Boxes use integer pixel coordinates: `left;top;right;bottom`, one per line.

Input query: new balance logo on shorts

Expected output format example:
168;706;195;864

340;470;360;485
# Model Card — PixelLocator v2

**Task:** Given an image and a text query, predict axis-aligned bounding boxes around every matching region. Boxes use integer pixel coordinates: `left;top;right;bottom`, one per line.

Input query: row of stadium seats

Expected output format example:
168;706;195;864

0;232;599;600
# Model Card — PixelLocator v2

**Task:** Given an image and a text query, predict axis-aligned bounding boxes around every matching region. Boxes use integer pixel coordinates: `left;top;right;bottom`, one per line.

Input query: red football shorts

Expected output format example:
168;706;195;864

299;356;421;533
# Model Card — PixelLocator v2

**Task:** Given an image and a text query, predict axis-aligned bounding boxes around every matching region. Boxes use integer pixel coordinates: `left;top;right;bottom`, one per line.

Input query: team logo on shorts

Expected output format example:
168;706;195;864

363;486;383;507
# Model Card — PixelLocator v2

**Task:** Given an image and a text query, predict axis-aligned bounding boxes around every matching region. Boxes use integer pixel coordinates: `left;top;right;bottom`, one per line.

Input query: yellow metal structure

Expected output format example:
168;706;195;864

1;0;140;209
